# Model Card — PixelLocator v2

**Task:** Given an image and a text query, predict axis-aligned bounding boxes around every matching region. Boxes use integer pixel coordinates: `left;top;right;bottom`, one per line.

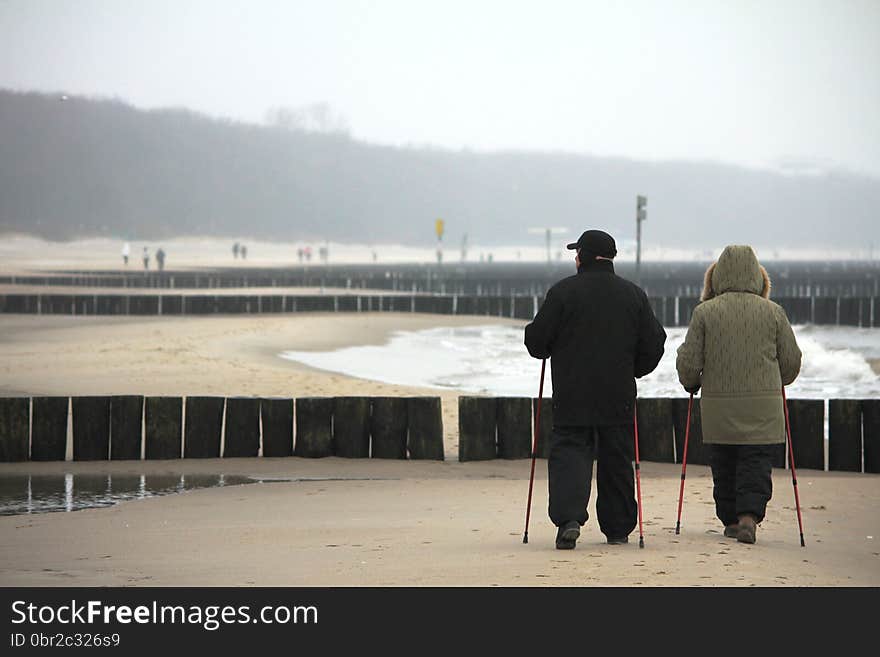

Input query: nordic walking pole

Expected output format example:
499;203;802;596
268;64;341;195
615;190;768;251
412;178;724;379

523;358;546;544
674;393;694;535
782;387;806;547
633;402;645;548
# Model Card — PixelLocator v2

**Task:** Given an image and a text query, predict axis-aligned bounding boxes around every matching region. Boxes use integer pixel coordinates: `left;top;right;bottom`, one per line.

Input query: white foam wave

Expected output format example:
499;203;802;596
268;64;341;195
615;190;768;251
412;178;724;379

280;325;880;399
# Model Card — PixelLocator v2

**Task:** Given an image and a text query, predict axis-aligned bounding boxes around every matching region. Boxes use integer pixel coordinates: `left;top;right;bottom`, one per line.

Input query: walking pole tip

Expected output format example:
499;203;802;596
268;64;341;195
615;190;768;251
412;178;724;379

639;536;644;549
523;532;528;544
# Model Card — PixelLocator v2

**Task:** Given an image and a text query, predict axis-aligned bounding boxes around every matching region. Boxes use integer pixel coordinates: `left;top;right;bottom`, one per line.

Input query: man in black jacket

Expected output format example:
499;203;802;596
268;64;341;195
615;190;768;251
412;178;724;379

525;230;666;549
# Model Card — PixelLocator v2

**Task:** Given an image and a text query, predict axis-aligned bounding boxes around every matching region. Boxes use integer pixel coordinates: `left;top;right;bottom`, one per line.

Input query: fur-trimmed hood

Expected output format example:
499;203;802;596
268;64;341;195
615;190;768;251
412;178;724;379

701;245;771;301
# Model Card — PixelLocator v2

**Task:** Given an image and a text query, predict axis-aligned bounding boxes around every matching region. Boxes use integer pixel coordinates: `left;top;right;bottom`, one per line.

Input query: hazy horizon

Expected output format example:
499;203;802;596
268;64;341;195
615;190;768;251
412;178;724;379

2;88;878;249
5;85;880;184
2;0;879;177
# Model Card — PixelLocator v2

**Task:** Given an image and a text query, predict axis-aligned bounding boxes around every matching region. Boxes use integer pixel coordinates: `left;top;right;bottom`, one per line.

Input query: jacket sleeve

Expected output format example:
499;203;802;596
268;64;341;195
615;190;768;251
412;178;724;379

524;287;562;359
676;305;705;389
774;304;802;386
634;292;667;377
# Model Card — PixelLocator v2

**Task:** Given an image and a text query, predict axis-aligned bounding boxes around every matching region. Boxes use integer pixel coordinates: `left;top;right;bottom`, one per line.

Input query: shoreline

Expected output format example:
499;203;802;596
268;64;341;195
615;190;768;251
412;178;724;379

0;312;526;456
2;313;878;448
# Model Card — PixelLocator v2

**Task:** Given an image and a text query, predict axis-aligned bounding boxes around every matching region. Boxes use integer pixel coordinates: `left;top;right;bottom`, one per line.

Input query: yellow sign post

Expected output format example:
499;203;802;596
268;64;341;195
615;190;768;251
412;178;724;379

435;219;445;264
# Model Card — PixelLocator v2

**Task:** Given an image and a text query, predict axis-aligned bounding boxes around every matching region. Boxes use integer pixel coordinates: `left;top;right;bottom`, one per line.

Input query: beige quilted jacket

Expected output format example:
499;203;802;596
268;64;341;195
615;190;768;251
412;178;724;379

676;245;802;445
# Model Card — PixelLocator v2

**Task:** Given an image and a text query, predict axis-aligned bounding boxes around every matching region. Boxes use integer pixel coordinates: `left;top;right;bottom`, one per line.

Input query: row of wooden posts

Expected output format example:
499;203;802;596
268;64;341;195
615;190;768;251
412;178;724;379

0;293;878;327
3;261;879;298
0;396;443;462
0;396;877;472
462;397;879;473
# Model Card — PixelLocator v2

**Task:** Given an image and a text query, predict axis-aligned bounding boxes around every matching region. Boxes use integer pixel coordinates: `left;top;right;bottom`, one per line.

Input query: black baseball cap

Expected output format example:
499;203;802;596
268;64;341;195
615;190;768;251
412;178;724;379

566;229;617;258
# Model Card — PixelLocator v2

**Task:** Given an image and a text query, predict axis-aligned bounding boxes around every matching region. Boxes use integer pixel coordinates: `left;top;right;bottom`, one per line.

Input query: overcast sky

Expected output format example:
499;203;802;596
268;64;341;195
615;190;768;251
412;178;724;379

2;0;878;176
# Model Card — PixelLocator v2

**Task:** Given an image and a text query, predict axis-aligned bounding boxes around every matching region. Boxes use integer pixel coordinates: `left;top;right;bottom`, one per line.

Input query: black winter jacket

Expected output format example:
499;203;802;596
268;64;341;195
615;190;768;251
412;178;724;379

524;259;667;426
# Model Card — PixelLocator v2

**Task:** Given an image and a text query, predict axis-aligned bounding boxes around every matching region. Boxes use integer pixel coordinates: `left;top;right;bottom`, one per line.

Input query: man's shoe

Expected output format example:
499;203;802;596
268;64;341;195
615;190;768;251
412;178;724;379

555;521;580;549
723;524;739;538
606;535;629;545
737;514;757;544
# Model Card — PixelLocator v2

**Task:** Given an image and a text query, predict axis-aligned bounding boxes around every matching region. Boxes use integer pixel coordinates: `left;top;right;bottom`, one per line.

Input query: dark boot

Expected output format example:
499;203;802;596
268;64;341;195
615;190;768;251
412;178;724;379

723;524;739;538
555;521;581;549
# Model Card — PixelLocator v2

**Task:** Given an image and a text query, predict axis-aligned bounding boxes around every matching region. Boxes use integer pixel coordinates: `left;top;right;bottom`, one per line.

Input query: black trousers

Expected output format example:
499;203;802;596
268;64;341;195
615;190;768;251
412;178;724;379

709;444;775;526
547;424;637;539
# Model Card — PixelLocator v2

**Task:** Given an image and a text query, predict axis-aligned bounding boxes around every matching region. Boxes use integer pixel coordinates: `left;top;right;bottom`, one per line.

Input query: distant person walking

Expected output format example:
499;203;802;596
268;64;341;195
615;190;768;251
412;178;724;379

121;242;130;266
240;244;247;260
676;245;802;544
142;246;150;270
232;242;240;259
156;247;166;272
525;230;666;549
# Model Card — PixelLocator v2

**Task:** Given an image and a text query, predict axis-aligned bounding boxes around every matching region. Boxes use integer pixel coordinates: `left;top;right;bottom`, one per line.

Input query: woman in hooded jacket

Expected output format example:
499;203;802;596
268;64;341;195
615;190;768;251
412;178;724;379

676;245;802;544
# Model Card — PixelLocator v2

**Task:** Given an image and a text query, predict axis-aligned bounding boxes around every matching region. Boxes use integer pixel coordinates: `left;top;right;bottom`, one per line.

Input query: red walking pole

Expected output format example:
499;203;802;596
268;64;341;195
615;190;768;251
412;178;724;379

782;387;806;547
522;358;546;544
633;402;645;548
674;393;694;535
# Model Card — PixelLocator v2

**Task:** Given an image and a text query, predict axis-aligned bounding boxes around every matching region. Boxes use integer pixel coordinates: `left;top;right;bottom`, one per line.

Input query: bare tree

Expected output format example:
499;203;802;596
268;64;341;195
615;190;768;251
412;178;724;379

265;102;350;136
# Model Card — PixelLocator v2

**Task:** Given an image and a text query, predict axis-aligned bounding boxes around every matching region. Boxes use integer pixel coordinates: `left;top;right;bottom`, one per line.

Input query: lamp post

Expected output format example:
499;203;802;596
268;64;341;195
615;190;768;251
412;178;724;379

636;195;647;283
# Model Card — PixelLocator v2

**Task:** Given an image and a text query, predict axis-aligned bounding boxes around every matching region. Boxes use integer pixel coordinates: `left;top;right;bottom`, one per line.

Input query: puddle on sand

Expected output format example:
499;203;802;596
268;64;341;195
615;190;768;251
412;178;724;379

0;475;397;516
0;473;268;516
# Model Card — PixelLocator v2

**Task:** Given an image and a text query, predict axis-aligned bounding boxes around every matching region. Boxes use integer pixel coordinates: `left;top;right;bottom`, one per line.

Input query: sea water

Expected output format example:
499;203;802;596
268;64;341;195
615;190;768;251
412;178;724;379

279;324;880;399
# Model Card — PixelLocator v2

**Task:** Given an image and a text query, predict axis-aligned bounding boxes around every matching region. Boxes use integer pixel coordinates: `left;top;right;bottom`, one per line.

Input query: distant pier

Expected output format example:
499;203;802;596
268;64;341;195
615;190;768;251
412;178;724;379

1;261;878;326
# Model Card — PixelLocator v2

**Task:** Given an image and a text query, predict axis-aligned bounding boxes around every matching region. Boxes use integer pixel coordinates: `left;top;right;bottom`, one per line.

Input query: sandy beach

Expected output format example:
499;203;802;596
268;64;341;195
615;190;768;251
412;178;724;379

0;311;879;586
1;457;878;587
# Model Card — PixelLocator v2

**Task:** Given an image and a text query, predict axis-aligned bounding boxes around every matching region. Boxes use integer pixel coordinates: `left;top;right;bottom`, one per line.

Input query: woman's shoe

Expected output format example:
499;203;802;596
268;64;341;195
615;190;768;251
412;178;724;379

737;514;757;544
723;524;739;538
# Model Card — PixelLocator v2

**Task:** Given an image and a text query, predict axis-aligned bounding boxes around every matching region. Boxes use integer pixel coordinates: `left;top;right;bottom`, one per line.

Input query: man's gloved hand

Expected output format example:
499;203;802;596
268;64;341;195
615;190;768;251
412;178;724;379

684;384;700;395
